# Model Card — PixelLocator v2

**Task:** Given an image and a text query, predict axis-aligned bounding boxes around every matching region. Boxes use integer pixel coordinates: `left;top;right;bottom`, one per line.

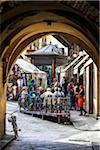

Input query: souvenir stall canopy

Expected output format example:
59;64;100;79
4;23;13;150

16;59;47;89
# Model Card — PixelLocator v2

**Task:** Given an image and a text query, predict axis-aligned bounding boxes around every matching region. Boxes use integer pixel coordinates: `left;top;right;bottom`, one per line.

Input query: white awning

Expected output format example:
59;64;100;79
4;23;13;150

80;58;93;73
80;69;84;75
16;59;46;74
73;68;78;74
62;55;81;72
74;55;89;69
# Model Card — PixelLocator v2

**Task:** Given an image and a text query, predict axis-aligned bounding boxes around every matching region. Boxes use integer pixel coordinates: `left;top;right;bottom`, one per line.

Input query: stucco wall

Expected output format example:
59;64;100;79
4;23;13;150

97;66;100;116
85;66;89;113
0;60;5;139
93;63;98;116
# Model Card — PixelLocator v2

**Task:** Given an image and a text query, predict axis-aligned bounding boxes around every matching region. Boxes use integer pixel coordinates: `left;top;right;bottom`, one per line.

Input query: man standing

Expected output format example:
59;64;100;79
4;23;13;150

61;76;69;97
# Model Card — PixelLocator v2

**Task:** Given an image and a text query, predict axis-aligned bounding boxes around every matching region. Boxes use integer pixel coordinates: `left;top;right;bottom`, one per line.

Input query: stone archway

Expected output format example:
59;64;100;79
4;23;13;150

0;1;99;138
2;22;99;78
0;21;99;136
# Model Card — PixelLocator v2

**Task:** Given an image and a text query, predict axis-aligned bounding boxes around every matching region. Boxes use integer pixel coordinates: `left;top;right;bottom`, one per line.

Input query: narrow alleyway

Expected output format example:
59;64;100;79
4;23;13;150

5;102;100;150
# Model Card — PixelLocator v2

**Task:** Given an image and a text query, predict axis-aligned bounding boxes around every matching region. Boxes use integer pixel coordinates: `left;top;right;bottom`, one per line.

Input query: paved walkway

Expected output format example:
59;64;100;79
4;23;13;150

1;102;100;150
69;111;100;150
70;111;100;131
0;135;15;150
21;109;100;131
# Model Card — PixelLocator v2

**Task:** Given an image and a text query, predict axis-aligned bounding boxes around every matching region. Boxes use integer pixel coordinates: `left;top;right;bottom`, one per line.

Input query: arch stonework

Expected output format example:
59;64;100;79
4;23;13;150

0;1;99;138
2;22;99;76
0;22;99;138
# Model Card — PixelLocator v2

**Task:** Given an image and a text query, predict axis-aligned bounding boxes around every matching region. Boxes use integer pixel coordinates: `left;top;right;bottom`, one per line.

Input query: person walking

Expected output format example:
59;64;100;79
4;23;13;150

52;78;59;92
19;87;28;111
68;83;74;110
28;86;36;105
78;85;87;115
61;76;69;97
41;88;53;99
74;82;79;110
40;88;53;111
53;87;59;98
58;87;65;97
12;83;18;101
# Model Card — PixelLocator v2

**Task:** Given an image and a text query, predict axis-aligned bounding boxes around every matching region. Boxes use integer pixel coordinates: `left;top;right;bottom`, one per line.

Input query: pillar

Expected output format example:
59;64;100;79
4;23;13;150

96;64;100;116
89;63;93;114
85;66;89;113
0;59;5;139
77;68;79;83
52;59;55;80
92;63;100;117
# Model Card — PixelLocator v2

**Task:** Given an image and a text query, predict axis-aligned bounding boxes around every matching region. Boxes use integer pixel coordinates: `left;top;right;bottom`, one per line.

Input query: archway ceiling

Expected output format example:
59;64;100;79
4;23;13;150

0;1;98;29
6;31;98;79
1;22;99;74
0;1;99;56
4;20;98;76
0;1;99;77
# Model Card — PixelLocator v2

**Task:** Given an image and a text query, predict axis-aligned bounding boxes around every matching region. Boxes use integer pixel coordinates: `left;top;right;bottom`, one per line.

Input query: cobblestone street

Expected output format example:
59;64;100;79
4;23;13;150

5;102;100;150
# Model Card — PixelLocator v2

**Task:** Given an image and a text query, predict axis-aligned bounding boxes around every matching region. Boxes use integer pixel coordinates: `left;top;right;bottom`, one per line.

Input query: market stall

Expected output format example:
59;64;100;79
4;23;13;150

16;59;47;89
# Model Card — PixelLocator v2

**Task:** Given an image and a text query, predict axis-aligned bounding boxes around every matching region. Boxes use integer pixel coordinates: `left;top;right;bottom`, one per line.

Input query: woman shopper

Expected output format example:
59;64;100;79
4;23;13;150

67;83;74;110
78;85;87;115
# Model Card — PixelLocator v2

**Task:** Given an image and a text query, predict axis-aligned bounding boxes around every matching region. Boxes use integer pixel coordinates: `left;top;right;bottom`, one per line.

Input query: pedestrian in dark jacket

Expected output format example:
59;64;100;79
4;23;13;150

62;77;68;96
